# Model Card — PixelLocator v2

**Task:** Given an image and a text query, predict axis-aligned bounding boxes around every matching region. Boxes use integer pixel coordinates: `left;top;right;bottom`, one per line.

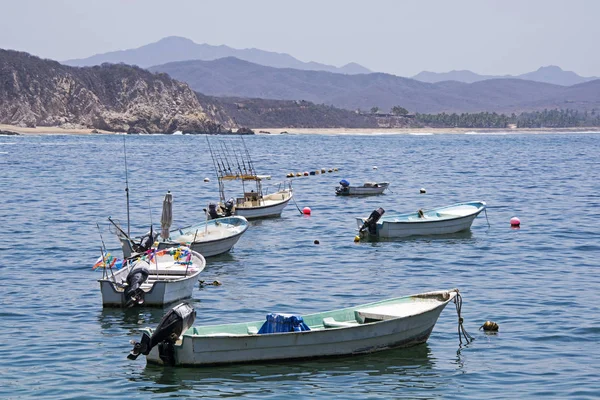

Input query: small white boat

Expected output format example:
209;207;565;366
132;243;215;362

114;216;249;258
230;182;293;219
356;201;486;239
128;289;462;366
98;246;205;308
336;180;389;196
207;136;293;219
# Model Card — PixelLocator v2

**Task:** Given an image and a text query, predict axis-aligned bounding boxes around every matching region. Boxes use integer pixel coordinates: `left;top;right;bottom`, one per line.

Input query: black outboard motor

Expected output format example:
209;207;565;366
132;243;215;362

359;207;385;235
207;202;222;219
128;303;196;365
134;230;156;253
124;260;150;307
223;198;235;216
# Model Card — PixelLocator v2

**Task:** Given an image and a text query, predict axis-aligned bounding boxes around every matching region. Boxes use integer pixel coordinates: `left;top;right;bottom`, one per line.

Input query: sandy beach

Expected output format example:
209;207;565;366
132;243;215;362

0;124;114;135
2;124;599;136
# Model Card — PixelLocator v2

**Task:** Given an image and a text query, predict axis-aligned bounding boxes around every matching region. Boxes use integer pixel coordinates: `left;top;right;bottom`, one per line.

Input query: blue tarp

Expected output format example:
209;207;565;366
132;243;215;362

339;179;350;187
257;313;311;334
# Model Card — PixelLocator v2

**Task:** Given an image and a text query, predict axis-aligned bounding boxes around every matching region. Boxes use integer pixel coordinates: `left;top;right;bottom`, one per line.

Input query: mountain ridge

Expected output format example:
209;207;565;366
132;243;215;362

63;36;372;75
149;57;600;114
412;65;598;86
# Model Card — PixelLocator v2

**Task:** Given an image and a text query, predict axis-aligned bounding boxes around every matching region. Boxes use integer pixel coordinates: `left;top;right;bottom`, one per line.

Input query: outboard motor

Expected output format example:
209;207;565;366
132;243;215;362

134;230;156;253
124;260;150;307
207;202;222;219
359;207;385;235
335;179;351;195
128;302;196;365
223;198;235;216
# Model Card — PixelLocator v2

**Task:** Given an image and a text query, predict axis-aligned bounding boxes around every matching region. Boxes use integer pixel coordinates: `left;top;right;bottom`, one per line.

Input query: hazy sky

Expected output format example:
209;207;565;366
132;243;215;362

1;0;598;77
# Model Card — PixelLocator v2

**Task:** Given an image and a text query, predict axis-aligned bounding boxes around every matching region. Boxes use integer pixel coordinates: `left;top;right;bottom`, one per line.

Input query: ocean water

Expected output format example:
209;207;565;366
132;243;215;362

0;132;599;399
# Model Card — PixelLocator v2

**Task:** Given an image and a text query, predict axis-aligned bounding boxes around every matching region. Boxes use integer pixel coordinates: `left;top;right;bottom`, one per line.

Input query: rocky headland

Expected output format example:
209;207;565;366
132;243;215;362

0;49;235;133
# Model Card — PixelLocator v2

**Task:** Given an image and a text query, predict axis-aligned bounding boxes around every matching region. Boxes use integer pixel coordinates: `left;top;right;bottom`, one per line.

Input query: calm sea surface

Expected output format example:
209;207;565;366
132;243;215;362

1;132;599;399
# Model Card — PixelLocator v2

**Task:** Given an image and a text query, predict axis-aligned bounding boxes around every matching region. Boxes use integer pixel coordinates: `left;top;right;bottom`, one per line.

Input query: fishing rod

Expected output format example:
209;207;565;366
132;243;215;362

96;222;116;282
219;141;234;176
240;135;257;176
123;136;131;237
107;216;134;242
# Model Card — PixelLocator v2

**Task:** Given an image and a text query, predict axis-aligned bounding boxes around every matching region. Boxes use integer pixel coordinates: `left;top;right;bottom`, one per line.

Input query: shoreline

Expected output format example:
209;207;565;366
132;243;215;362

2;124;600;136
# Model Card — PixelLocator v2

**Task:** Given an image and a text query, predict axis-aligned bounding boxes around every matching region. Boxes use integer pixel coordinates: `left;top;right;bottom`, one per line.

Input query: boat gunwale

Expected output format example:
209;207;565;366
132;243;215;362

140;289;458;339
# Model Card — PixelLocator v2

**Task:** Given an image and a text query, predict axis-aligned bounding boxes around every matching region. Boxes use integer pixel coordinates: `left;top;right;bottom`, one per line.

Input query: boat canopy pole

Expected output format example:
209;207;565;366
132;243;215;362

123;136;131;237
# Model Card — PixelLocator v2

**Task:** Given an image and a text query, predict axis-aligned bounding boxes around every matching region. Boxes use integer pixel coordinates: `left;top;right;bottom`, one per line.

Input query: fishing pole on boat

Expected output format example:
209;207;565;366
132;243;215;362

96;222;116;282
123;136;131;237
107;216;134;242
186;229;199;276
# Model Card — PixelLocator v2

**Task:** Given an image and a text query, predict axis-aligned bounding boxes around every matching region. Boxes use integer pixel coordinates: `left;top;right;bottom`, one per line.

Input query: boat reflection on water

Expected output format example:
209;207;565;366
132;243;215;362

97;300;202;334
136;344;437;395
363;229;476;245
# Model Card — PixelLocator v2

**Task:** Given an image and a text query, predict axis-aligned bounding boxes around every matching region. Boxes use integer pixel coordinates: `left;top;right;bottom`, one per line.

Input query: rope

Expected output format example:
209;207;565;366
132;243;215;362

454;292;474;345
291;193;303;215
484;208;490;227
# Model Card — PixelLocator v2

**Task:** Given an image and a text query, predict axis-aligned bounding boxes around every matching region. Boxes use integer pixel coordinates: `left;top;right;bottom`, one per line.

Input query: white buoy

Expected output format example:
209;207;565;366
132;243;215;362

373;166;378;170
420;188;426;194
204;177;210;182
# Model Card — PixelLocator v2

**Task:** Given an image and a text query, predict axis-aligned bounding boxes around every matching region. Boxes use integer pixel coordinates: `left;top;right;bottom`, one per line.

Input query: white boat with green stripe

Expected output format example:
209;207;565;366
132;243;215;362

128;289;463;366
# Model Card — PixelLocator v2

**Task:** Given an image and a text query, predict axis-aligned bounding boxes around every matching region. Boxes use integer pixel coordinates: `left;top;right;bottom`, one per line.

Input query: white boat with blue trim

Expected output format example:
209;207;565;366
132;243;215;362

356;201;487;239
127;289;463;366
110;216;248;258
98;246;205;308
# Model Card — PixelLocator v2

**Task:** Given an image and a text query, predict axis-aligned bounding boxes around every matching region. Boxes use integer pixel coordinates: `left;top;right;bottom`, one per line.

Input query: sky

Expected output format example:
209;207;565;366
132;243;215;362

1;0;599;78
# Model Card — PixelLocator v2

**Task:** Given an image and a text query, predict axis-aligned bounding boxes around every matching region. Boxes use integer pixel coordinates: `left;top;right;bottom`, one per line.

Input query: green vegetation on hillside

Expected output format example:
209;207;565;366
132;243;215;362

415;109;600;128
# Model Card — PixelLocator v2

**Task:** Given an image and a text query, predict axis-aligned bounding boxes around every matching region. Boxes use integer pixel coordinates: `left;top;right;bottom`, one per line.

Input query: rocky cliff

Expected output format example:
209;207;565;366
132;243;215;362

0;49;235;133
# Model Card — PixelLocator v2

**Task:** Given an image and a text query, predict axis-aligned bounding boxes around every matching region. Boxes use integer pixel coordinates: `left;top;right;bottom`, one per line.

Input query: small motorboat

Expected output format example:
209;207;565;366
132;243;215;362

128;289;464;366
98;246;205;307
336;180;389;196
356;201;486;238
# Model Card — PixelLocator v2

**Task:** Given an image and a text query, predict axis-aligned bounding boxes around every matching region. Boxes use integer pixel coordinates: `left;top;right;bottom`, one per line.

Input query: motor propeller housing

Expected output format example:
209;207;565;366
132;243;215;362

360;207;385;235
128;303;196;364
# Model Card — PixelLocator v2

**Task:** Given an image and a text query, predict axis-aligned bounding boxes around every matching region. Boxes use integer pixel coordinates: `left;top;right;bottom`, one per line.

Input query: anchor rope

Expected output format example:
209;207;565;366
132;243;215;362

454;292;474;345
484;208;490;227
291;192;303;215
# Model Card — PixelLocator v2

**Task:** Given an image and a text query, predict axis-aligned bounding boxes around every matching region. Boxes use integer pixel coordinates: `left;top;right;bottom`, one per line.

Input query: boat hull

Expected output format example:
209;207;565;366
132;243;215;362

357;201;486;238
336;182;389;196
144;290;456;366
99;271;200;307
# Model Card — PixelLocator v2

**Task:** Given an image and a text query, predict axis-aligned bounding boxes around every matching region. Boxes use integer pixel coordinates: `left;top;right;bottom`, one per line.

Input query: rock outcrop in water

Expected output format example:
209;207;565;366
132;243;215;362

0;49;234;133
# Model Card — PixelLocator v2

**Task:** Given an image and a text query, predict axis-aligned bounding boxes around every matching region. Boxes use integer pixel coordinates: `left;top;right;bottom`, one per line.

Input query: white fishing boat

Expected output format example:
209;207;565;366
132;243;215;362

109;191;249;258
356;201;487;239
207;136;293;220
112;216;249;258
98;246;205;308
336;180;389;196
128;289;467;366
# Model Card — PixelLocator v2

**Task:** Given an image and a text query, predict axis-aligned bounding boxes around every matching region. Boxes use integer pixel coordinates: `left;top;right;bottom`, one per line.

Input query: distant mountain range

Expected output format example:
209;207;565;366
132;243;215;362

412;66;599;86
63;36;372;75
149;57;600;114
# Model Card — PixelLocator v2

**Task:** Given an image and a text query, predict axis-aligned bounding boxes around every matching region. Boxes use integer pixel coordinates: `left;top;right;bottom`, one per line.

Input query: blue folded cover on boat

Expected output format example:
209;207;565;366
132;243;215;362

340;179;350;187
257;313;311;334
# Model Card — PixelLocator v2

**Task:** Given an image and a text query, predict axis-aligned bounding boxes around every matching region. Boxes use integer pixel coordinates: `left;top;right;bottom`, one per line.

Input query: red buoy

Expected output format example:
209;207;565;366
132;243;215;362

303;207;311;215
510;216;520;227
